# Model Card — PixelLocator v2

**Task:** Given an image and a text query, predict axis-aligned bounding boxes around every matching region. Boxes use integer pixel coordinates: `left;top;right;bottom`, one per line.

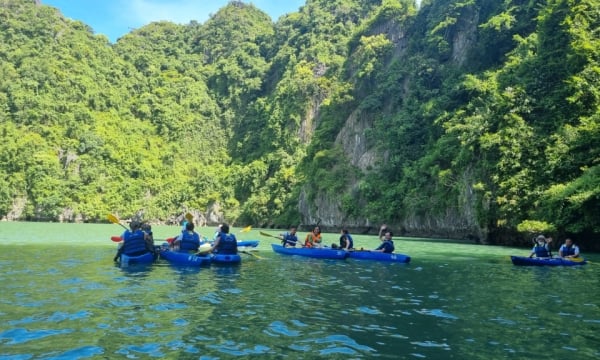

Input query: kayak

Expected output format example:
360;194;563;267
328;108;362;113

348;250;411;263
203;240;259;248
119;252;155;266
236;240;259;248
159;249;211;267
510;255;587;266
211;253;242;265
271;244;348;260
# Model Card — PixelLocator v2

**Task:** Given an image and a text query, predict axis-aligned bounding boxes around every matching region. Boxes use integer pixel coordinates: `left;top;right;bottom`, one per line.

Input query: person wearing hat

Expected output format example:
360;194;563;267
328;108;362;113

559;238;580;259
529;235;553;258
114;221;152;261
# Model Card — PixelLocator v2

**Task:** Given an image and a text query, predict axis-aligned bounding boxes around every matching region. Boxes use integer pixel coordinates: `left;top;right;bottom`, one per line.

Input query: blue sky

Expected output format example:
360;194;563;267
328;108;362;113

41;0;306;43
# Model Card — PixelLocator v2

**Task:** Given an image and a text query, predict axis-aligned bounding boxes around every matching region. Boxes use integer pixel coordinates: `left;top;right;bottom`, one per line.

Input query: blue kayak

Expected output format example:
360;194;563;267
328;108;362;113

205;240;259;248
236;240;259;248
348;250;411;263
211;253;242;265
159;249;211;267
119;252;155;266
510;255;586;266
271;244;348;260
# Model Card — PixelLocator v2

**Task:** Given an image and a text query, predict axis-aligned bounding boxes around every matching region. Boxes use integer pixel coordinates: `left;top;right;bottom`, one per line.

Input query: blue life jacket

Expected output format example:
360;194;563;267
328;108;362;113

122;230;148;255
282;232;298;246
340;234;354;249
376;240;394;253
561;245;576;257
216;232;237;254
534;244;550;257
180;231;200;251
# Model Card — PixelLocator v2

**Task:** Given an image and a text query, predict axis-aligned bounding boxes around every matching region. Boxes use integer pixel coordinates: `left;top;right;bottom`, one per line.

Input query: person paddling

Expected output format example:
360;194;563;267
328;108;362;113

280;226;300;247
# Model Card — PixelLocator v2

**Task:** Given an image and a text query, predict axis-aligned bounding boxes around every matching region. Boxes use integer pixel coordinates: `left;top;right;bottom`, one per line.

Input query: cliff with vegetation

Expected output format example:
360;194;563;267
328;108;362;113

0;0;598;247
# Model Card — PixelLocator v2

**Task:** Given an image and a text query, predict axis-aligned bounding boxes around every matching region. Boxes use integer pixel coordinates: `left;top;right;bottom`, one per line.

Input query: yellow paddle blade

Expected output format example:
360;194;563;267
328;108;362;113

185;212;193;223
107;214;120;224
567;257;584;262
241;225;252;233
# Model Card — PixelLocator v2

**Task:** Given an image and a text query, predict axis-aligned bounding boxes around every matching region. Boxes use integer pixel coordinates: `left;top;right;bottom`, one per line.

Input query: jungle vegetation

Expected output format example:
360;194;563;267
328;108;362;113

0;0;598;246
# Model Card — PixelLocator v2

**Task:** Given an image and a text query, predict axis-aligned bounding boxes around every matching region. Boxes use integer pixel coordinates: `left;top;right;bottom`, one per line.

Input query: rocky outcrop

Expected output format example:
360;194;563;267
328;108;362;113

297;2;488;241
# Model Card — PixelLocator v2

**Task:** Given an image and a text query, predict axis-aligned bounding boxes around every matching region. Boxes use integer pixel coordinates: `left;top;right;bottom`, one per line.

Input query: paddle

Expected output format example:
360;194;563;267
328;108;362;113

185;212;193;223
111;236;122;242
240;225;252;233
240;250;263;259
566;257;585;262
107;214;128;231
260;231;280;239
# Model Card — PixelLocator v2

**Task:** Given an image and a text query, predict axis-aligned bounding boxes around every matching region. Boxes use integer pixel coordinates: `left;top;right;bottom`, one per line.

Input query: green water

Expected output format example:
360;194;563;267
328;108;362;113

0;222;598;359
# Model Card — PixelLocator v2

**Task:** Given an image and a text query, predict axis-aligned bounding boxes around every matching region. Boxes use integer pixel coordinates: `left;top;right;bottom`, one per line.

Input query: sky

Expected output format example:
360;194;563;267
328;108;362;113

41;0;307;43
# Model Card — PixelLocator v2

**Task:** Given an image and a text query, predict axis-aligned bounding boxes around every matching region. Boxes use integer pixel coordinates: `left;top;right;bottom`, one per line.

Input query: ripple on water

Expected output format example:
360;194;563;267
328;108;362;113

8;311;91;326
206;340;271;356
200;292;221;304
416;308;458;320
44;345;104;360
0;328;73;345
357;306;381;315
116;343;164;357
264;321;301;337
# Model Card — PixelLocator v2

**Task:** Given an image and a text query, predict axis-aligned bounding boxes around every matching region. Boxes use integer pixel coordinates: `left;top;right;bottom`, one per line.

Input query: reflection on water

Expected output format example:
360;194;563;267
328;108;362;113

0;245;598;359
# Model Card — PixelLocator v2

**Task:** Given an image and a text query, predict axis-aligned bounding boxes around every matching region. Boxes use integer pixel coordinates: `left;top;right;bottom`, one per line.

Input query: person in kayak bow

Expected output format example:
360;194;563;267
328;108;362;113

304;226;322;248
280;226;300;247
529;235;553;258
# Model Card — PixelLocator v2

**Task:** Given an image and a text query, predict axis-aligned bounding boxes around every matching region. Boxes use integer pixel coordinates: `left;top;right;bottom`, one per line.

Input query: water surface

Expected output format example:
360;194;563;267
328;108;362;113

0;223;598;359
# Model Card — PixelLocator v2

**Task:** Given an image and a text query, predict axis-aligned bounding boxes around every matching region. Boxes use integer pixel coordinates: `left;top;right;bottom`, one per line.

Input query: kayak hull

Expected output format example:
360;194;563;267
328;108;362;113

236;240;259;248
271;244;348;259
211;253;242;265
159;249;212;267
120;252;155;266
510;255;586;266
348;251;411;263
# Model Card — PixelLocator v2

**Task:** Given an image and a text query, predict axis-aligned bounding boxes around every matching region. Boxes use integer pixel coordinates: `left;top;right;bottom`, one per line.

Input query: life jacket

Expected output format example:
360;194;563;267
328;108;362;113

382;240;395;253
282;232;298;246
122;230;148;255
340;234;354;249
305;233;321;247
561;245;576;257
216;232;237;254
534;244;550;257
179;231;200;251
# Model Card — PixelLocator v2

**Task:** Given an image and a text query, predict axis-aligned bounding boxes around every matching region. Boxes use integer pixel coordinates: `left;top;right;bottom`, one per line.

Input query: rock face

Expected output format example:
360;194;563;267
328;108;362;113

297;3;489;242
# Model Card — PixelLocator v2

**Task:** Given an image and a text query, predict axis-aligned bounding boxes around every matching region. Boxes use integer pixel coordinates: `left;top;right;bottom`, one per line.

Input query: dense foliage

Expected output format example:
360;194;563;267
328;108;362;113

0;0;598;246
